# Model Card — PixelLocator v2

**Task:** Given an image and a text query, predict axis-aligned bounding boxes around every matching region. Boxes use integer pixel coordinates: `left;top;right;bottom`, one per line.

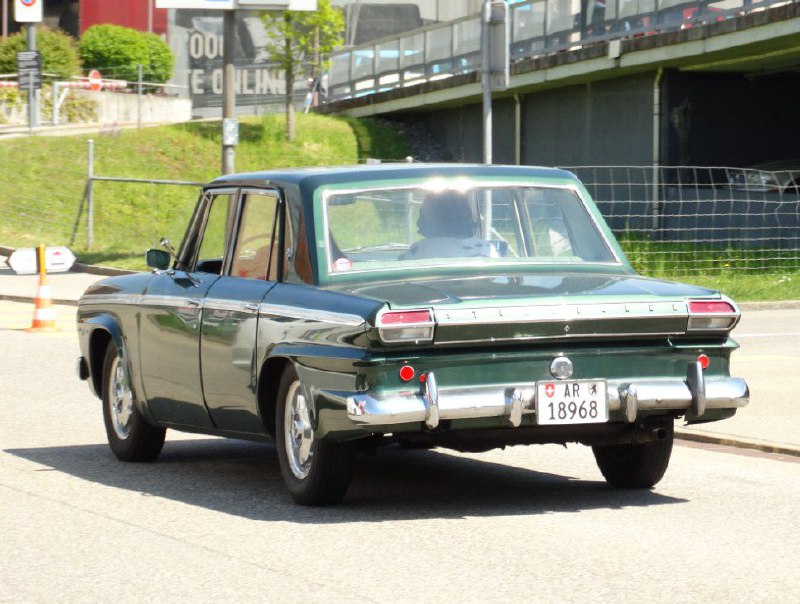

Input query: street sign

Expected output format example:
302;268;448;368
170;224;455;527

14;0;42;23
222;117;239;145
16;50;41;90
8;247;76;275
155;0;316;9
88;69;103;92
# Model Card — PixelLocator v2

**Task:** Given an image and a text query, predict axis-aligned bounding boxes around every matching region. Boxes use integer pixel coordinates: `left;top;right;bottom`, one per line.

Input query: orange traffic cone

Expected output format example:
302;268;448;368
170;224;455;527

28;245;58;332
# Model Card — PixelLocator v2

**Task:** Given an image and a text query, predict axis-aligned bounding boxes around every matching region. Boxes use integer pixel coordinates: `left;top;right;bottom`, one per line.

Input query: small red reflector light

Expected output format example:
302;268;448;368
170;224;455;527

697;354;710;370
419;373;427;383
399;365;415;382
379;310;432;325
689;301;735;314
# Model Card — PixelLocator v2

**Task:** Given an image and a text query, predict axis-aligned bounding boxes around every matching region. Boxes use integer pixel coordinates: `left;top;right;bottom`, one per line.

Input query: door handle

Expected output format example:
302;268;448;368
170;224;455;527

186;298;202;307
244;303;259;312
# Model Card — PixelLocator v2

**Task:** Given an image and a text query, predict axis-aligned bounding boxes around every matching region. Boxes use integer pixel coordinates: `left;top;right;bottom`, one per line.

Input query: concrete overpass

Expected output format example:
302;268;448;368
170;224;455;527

320;2;800;168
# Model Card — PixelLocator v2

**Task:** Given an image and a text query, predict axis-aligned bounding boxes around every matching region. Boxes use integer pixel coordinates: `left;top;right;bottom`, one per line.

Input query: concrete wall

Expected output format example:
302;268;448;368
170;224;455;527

72;89;192;125
403;72;658;167
521;74;656;167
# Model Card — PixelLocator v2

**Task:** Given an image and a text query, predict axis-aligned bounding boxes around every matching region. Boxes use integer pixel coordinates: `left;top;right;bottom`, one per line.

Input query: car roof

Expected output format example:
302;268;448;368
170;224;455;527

747;159;800;172
207;163;579;190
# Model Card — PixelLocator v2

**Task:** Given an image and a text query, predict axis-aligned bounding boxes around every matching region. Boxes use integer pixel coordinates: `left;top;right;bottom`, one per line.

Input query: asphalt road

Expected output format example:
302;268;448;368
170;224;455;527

1;302;799;602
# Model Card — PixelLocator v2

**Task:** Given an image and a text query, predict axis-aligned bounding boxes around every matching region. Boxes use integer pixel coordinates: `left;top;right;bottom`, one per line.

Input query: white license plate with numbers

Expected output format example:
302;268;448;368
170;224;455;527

536;380;608;425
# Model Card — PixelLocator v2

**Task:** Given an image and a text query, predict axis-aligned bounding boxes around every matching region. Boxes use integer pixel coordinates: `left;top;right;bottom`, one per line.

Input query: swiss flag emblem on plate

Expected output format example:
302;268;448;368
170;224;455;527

544;383;555;397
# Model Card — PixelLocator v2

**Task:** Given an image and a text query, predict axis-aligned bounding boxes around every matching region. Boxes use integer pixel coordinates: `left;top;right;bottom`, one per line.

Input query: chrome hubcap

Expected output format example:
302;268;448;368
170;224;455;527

284;381;315;480
109;355;134;440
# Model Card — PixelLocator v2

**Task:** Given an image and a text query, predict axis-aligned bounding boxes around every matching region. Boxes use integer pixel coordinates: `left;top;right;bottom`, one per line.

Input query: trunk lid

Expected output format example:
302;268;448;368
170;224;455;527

339;273;719;344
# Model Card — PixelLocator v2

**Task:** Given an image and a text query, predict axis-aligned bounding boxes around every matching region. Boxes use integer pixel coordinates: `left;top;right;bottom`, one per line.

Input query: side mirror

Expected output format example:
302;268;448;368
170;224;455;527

146;249;171;270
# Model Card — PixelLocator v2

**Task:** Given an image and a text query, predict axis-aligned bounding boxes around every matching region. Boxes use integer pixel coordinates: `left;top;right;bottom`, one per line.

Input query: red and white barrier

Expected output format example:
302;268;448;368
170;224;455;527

58;80;127;91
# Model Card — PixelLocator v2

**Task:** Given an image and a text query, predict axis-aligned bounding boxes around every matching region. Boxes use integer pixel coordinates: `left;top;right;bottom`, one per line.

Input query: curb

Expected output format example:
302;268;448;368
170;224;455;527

675;429;800;458
72;262;135;277
0;293;79;307
738;300;800;311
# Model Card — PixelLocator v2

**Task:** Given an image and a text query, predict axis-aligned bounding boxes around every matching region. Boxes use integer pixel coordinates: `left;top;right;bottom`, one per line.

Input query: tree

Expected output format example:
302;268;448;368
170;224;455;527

0;26;81;79
80;24;174;83
263;0;344;141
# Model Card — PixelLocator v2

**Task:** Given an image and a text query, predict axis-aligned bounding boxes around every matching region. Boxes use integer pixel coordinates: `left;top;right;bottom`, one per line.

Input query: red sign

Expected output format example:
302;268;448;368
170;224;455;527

88;69;103;92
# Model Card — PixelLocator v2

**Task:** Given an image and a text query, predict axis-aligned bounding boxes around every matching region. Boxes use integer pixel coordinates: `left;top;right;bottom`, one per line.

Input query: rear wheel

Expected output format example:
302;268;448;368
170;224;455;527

592;422;673;488
101;344;165;462
275;366;355;506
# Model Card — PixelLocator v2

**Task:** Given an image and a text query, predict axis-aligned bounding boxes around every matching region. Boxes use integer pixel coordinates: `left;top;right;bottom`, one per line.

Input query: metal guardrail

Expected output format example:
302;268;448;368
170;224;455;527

326;0;789;101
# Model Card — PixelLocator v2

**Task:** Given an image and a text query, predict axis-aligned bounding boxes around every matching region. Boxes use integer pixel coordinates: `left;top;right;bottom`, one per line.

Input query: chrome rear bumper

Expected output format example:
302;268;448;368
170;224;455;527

346;362;748;430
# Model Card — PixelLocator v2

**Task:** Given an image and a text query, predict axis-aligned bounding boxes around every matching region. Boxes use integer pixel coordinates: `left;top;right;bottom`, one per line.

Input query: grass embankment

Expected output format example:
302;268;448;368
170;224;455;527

0;115;797;301
0;114;408;270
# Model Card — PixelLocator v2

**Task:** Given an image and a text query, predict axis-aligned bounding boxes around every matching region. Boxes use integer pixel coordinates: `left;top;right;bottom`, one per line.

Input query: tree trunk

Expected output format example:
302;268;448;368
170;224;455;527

284;14;295;142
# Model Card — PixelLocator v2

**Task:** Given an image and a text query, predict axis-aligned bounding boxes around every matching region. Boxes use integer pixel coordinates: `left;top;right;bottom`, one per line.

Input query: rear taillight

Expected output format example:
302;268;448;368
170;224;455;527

376;308;434;344
687;299;739;332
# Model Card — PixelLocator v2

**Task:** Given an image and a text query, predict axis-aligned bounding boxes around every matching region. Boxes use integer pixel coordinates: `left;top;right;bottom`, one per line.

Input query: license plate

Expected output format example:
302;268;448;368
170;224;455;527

536;380;608;425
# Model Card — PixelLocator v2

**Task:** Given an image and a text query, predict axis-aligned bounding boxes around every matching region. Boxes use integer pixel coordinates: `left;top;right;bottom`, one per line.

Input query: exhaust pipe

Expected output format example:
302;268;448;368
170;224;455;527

651;427;668;441
631;423;671;444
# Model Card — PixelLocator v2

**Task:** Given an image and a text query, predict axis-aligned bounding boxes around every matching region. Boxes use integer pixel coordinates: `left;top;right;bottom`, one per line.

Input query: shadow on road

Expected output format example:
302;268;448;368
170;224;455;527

5;437;687;522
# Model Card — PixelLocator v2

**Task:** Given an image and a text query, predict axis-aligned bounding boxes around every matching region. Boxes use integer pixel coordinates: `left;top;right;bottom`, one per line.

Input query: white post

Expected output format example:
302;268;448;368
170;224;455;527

137;64;143;129
52;82;59;125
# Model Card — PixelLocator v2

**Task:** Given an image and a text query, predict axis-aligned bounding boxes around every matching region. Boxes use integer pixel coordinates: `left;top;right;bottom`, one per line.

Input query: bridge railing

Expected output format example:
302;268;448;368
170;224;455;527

326;0;782;102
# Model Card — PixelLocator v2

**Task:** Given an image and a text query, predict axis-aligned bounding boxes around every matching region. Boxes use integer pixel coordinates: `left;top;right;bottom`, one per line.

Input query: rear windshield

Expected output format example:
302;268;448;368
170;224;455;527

323;183;618;276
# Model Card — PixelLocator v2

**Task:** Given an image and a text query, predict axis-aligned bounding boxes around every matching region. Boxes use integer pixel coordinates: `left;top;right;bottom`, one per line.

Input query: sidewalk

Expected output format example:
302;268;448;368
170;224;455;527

1;251;797;457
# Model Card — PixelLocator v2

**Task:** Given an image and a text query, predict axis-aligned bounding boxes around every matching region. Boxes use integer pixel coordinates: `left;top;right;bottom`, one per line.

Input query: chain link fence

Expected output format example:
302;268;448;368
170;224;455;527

0;141;797;276
568;165;800;276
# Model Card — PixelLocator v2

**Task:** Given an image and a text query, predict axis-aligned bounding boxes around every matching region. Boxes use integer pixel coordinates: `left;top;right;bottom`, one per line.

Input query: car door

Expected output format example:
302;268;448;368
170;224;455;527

201;188;283;434
138;188;237;428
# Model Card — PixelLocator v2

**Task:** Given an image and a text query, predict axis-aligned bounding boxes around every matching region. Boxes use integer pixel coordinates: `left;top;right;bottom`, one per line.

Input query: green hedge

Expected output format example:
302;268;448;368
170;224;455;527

0;27;81;79
79;24;174;83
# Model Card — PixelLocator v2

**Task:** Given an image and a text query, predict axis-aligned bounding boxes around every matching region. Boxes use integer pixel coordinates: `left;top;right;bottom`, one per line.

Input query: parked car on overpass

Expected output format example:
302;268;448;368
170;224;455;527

728;160;800;195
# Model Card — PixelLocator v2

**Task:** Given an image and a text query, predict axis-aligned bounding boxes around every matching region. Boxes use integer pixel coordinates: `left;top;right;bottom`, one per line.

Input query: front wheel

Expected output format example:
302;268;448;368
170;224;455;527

592;422;674;488
101;344;165;462
275;366;355;506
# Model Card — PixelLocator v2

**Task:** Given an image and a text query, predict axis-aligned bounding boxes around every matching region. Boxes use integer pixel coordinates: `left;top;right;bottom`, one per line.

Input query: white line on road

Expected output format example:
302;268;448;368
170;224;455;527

734;332;800;338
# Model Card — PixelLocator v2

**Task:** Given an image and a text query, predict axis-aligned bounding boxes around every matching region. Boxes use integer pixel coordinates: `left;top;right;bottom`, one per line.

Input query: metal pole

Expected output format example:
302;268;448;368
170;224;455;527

52;82;58;125
27;25;39;129
87;139;95;251
222;10;236;174
481;0;492;165
147;0;154;34
652;67;664;235
137;64;143;129
2;0;7;39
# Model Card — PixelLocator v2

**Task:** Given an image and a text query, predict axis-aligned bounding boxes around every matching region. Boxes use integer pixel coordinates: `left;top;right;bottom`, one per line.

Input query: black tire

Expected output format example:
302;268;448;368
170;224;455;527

275;366;355;506
592;422;674;488
101;344;165;462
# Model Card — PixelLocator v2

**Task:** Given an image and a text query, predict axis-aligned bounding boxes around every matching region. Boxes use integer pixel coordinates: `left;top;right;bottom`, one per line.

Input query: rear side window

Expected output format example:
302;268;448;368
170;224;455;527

230;192;280;280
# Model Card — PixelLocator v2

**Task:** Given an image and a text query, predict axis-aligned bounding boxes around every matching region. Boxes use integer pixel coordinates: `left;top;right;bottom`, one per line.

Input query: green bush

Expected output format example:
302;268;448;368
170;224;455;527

0;27;81;79
80;24;174;83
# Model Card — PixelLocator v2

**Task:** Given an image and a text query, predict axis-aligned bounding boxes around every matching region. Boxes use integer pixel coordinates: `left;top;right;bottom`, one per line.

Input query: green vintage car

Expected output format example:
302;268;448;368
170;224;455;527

77;164;748;505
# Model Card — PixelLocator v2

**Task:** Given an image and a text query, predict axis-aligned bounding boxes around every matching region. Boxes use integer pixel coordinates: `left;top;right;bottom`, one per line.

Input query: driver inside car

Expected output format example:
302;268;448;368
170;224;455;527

402;190;499;260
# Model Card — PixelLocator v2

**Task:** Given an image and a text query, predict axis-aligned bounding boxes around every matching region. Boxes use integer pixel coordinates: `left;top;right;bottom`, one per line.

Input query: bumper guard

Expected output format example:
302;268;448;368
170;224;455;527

346;362;748;430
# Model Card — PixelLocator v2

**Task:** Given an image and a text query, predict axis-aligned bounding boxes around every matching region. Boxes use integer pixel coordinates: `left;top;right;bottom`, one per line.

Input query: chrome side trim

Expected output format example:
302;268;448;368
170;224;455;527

258;303;365;327
345;376;748;427
204;299;254;313
79;294;143;306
